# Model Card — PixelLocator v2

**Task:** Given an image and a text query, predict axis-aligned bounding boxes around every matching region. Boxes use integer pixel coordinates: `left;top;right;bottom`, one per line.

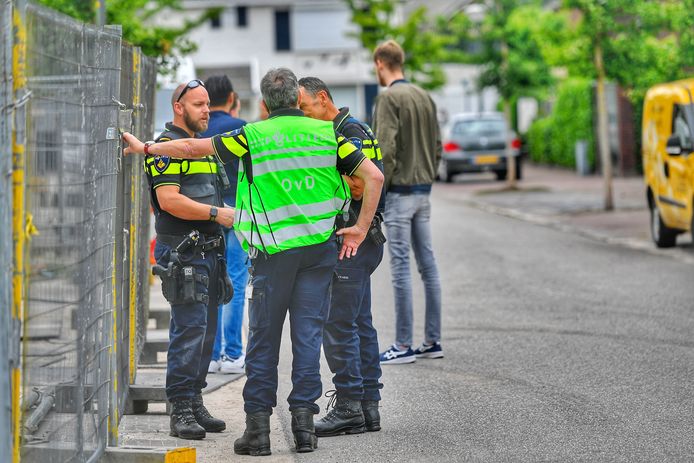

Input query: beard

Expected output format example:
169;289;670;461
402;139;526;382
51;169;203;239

183;110;208;134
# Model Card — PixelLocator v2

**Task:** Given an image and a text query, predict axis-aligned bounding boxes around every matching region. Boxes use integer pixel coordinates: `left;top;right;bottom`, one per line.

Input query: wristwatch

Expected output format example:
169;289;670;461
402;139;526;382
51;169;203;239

143;141;155;155
209;206;218;222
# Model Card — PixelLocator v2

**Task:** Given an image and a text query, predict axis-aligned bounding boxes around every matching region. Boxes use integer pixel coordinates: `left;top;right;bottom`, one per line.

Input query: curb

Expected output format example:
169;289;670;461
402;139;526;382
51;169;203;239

464;199;694;266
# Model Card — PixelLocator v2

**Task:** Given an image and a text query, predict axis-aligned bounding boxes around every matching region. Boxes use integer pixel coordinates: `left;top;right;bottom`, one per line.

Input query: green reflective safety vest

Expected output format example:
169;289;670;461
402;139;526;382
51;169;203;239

234;116;350;255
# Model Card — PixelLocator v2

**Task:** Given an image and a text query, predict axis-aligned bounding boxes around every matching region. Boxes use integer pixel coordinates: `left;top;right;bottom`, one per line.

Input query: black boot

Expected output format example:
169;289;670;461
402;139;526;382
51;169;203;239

362;400;381;432
291;408;317;453
314;391;365;437
169;399;206;440
234;412;271;456
192;394;226;432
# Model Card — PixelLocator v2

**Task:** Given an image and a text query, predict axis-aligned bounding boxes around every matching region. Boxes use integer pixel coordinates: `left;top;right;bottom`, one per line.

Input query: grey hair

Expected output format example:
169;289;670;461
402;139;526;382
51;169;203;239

298;76;334;102
260;68;300;112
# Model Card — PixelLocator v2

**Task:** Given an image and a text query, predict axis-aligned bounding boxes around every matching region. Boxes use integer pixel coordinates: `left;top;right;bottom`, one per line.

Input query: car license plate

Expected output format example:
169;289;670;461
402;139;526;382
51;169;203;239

474;155;499;165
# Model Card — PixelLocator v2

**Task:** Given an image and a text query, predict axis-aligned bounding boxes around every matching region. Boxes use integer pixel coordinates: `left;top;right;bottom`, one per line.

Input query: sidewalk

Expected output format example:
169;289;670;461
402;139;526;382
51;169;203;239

117;280;257;460
441;163;694;264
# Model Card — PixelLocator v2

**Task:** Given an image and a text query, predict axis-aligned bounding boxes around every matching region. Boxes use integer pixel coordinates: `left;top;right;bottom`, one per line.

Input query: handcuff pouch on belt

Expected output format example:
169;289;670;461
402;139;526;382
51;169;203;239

367;213;387;246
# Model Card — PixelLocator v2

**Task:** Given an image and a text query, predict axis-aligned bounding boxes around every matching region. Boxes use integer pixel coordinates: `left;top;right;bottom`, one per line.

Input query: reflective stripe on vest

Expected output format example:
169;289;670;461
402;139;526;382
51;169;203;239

235;116;349;254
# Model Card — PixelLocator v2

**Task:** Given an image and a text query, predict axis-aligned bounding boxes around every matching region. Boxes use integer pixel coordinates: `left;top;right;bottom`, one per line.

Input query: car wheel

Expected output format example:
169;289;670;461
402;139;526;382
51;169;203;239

438;159;453;183
495;169;507;181
650;200;678;248
515;156;522;180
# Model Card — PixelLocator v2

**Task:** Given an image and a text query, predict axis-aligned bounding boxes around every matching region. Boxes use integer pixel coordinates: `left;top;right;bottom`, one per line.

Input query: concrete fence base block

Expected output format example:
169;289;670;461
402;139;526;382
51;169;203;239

103;446;195;463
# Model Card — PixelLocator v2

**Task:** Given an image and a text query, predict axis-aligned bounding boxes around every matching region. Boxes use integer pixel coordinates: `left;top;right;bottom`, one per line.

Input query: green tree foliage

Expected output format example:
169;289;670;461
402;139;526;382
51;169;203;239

37;0;220;73
560;0;692;104
474;1;554;104
542;0;694;180
344;0;470;90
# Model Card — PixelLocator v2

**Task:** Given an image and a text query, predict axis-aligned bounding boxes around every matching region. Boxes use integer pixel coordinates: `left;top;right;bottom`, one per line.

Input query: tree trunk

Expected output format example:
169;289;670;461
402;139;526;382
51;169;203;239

594;43;613;211
500;40;516;188
503;100;517;188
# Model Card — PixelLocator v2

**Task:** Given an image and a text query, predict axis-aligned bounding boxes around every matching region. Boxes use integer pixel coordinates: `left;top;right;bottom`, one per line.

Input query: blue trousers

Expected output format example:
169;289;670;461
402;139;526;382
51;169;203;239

211;230;249;360
243;238;337;414
154;239;221;402
323;235;384;401
384;192;442;347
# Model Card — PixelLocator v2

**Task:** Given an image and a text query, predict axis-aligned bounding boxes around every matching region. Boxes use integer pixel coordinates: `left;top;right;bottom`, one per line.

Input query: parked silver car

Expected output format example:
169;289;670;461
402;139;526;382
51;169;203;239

438;112;521;182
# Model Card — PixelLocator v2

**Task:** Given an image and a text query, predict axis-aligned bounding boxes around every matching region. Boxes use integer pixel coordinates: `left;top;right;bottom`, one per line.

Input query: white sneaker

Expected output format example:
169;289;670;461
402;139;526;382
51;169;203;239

208;359;221;374
220;354;245;374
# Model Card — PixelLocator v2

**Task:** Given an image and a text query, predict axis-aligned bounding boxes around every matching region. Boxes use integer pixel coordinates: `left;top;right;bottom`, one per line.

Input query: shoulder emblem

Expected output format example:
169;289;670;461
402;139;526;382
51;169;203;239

348;137;363;150
154;156;171;173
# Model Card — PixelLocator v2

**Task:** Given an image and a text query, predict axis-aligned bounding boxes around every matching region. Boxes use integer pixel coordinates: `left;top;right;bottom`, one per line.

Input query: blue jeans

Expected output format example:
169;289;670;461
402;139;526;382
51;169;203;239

243;238;337;414
154;239;221;402
324;235;384;401
384;192;442;347
211;229;249;361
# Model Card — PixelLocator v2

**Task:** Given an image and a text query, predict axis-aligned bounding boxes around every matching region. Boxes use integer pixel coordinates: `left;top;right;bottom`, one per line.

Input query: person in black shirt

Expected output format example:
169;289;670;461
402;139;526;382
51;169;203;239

146;80;234;440
299;77;386;436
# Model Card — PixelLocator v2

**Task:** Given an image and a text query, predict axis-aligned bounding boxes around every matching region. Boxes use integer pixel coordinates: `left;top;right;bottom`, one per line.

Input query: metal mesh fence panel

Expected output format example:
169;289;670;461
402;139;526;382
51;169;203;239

14;3;155;461
115;46;155;417
21;5;121;461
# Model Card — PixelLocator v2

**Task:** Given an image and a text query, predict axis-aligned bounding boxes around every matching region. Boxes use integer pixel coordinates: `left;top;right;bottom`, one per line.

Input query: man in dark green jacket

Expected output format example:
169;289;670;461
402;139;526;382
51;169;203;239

372;40;444;365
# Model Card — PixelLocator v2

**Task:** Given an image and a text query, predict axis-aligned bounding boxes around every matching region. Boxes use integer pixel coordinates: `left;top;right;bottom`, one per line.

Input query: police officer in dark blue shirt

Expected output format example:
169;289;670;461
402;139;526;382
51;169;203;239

299;77;387;437
146;80;234;439
200;76;249;375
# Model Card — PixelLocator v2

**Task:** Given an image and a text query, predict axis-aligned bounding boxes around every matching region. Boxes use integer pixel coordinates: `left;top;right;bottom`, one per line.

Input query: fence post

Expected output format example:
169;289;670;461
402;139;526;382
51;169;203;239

10;0;27;461
128;49;141;388
1;1;16;461
108;26;125;448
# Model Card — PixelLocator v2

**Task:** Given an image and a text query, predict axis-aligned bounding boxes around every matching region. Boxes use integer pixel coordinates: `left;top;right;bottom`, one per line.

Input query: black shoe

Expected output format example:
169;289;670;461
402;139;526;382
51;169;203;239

170;399;206;440
192;394;226;432
234;412;271;456
315;390;365;437
362;400;381;432
291;407;317;453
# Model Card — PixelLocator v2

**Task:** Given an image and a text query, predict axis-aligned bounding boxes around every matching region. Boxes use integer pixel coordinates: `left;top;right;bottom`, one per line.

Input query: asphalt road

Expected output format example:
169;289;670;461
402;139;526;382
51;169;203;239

269;184;694;462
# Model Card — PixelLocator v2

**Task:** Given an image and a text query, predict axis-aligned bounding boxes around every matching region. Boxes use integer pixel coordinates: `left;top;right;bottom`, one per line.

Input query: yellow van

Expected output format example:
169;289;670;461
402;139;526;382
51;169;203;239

642;79;694;247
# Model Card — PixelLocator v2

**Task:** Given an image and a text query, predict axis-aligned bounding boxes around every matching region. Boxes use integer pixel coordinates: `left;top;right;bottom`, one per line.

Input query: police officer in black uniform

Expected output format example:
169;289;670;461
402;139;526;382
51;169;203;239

145;80;234;440
298;77;387;436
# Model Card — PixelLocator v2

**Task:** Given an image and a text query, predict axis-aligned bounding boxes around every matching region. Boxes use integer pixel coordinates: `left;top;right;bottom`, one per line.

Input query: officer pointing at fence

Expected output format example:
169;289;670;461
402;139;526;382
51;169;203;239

145;80;233;440
123;68;384;456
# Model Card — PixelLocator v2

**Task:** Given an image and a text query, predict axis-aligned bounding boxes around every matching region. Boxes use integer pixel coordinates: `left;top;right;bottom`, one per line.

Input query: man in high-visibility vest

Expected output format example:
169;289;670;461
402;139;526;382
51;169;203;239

123;68;384;456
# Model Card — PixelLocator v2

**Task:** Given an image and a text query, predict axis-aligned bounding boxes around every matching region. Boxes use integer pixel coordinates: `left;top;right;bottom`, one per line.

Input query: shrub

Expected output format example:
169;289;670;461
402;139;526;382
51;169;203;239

527;78;595;169
527;116;553;164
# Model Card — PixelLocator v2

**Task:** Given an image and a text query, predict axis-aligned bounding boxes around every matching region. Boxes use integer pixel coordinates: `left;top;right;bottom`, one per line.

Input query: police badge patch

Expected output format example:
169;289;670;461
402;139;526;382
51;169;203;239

348;137;363;150
154;156;170;173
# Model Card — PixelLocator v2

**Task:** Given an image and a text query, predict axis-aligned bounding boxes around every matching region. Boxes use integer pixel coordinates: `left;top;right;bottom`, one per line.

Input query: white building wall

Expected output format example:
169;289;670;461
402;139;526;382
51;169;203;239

155;1;375;120
154;0;498;125
430;64;500;126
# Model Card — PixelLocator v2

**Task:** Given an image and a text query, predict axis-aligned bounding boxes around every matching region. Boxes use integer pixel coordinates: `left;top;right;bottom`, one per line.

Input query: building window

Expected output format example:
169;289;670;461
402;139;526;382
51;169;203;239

210;13;221;29
237;6;247;27
275;10;291;51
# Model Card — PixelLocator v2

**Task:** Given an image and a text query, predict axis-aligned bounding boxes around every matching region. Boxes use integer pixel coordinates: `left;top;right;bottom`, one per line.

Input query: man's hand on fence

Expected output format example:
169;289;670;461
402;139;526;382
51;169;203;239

217;207;235;228
122;132;144;156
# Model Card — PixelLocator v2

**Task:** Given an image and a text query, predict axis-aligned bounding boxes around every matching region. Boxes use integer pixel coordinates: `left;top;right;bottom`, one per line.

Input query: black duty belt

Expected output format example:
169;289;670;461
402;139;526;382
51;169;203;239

157;232;224;252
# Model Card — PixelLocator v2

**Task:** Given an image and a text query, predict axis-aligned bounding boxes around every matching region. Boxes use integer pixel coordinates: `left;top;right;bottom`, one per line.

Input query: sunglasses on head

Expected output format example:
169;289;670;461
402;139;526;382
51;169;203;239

176;79;205;102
